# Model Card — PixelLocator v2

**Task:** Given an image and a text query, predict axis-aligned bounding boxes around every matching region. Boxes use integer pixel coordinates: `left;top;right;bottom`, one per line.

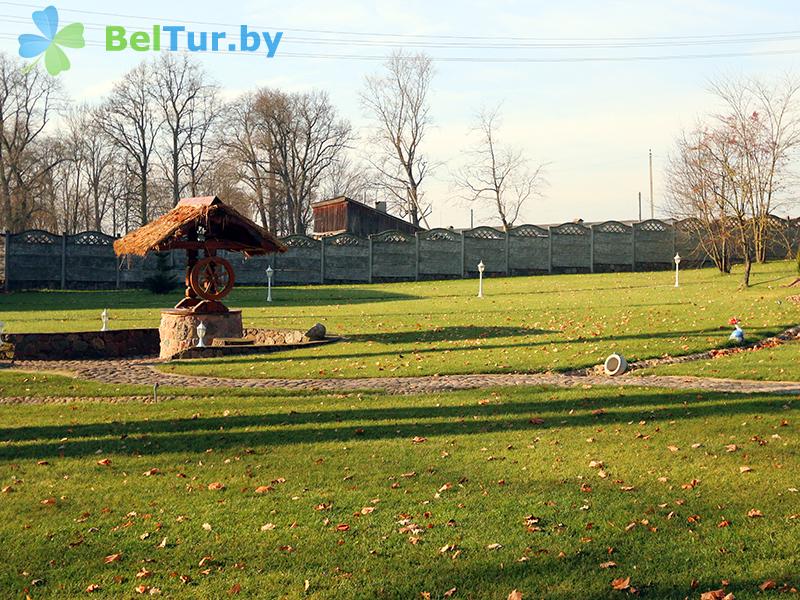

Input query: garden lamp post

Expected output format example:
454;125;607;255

196;321;207;348
673;253;681;288
100;308;109;332
477;260;485;298
266;265;273;302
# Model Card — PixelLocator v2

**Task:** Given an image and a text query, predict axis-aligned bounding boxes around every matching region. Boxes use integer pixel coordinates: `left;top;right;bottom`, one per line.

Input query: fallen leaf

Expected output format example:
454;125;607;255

611;577;630;590
254;486;273;494
508;591;523;600
85;584;101;593
759;580;777;591
747;509;763;518
739;466;753;473
486;543;502;550
411;436;427;444
207;482;225;491
103;553;122;564
599;561;617;569
97;459;111;467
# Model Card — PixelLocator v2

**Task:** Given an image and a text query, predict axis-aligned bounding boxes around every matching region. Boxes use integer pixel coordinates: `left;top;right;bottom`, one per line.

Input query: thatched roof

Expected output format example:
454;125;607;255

114;196;287;257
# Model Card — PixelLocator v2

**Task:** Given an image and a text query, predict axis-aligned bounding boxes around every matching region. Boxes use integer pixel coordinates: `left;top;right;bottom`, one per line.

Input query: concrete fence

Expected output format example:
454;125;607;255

1;218;797;291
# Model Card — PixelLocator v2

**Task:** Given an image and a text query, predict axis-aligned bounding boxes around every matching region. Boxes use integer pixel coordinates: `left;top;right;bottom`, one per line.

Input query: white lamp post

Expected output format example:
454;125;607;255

266;265;273;302
196;321;207;348
673;253;681;288
100;308;109;332
477;260;485;298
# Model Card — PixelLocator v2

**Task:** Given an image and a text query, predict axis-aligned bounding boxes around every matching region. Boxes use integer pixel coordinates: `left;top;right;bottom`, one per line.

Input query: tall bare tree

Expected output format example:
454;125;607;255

255;88;352;234
666;75;800;287
361;51;434;226
455;106;547;230
151;54;219;204
0;54;62;232
97;62;162;226
221;92;278;229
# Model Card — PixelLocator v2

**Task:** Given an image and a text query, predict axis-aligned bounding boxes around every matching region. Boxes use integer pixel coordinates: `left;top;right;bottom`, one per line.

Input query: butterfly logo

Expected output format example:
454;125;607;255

18;6;85;76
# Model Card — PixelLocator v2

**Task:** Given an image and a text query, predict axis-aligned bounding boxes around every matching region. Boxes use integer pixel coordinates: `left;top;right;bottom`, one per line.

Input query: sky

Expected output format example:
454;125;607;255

2;0;800;228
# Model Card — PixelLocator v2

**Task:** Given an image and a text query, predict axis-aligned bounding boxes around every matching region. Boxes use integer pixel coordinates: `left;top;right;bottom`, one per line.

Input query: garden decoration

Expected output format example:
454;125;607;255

114;196;286;314
113;196;286;357
729;317;745;344
603;353;628;376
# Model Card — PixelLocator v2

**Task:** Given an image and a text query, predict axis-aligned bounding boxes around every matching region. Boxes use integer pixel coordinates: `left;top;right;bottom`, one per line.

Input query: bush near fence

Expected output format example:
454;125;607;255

1;218;797;291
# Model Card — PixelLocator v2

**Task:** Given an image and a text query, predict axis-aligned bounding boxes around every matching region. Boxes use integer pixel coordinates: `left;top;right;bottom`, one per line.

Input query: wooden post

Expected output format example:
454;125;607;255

320;237;325;284
414;232;420;281
60;232;67;290
368;236;374;284
547;227;553;274
3;230;10;293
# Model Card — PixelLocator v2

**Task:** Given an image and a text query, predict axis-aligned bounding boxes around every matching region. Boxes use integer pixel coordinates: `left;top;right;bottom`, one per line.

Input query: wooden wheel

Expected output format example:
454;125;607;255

189;256;235;300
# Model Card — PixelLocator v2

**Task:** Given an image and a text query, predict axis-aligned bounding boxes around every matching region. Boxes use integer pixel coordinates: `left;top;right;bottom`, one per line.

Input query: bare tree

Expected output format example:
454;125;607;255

361;51;434;226
151;54;220;204
319;152;373;202
97;62;162;225
221;92;278;229
710;75;800;265
255;88;352;234
0;53;62;232
665;126;735;273
455;105;547;230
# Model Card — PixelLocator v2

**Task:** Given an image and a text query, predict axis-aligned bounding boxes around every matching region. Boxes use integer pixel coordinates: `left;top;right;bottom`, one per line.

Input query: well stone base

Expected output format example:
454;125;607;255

159;309;243;359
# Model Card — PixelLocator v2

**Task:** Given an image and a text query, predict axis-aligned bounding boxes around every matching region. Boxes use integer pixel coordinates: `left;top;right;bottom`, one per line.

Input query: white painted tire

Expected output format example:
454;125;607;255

603;353;628;376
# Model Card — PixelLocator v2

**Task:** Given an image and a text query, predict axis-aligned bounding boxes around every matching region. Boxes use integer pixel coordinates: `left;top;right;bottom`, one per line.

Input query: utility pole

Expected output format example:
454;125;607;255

470;208;474;229
648;149;654;219
638;191;642;221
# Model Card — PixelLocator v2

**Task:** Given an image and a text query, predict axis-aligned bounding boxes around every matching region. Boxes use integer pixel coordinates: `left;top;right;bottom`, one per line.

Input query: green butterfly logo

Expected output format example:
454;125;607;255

18;6;85;76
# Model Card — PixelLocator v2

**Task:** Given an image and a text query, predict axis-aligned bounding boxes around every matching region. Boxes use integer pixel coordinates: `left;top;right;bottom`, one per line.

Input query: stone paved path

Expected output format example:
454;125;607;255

4;357;800;397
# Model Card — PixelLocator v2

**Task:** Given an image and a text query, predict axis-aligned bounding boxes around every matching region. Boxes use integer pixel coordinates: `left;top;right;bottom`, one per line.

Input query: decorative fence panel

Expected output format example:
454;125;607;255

323;233;370;282
272;236;322;285
550;223;592;272
370;230;416;280
65;231;118;288
417;229;462;278
7;230;63;289
463;226;507;274
634;219;675;267
592;221;634;271
508;225;549;273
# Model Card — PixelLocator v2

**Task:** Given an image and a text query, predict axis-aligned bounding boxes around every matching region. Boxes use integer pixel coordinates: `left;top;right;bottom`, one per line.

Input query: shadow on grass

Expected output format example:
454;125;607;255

0;287;420;314
0;389;789;461
166;324;792;371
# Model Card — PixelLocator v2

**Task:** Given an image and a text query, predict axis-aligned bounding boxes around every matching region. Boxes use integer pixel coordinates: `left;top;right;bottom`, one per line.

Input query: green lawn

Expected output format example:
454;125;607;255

640;339;800;381
0;383;797;599
1;261;798;381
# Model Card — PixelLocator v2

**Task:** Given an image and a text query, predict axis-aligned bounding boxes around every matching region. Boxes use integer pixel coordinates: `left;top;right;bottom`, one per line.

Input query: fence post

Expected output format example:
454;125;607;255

3;230;10;293
414;232;420;281
631;224;637;271
589;226;595;273
547;227;553;274
504;229;510;276
368;235;374;284
319;237;326;284
460;231;466;278
60;232;67;290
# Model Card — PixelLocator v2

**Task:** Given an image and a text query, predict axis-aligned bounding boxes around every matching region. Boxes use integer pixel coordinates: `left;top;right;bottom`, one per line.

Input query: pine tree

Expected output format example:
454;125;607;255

143;252;179;294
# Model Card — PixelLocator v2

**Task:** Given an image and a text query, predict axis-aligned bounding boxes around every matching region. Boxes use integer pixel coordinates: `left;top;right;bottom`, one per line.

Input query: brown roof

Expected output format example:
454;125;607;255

114;196;286;257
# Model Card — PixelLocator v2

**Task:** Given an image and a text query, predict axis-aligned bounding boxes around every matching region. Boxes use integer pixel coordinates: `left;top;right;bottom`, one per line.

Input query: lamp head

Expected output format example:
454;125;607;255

266;265;273;276
478;260;485;273
674;253;681;265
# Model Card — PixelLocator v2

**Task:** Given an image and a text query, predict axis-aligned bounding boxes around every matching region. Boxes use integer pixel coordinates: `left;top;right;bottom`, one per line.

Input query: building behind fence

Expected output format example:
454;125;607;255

1;218;798;291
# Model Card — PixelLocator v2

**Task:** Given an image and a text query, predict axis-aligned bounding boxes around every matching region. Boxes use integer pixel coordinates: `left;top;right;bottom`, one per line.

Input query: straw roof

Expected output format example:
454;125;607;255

114;196;287;257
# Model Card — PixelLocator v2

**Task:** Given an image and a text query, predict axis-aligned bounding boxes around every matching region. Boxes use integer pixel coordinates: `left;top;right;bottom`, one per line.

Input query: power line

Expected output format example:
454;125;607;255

3;31;800;63
2;0;800;45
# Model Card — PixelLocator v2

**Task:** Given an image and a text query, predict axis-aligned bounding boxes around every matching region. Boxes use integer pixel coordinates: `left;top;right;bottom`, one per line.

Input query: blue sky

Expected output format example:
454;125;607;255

2;0;800;228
